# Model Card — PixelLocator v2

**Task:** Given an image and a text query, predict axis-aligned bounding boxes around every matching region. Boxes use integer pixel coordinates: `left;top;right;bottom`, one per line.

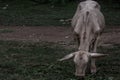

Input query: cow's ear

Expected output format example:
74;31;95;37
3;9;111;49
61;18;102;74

90;53;108;58
58;52;76;61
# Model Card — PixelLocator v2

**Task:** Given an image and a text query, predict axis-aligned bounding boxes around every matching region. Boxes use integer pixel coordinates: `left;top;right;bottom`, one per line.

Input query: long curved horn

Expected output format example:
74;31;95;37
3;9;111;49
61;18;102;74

58;52;77;61
90;53;108;58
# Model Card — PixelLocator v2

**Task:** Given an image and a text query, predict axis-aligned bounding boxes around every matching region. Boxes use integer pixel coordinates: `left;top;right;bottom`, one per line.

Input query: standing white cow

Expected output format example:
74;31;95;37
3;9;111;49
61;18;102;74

59;0;108;77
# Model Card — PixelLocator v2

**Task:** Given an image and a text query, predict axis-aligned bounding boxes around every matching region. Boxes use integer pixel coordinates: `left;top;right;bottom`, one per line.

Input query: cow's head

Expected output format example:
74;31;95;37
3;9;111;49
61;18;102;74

59;51;108;77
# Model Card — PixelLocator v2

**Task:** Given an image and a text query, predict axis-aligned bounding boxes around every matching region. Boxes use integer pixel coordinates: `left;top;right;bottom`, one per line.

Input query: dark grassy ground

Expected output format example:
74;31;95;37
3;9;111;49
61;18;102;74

0;0;120;26
0;1;75;26
0;40;120;80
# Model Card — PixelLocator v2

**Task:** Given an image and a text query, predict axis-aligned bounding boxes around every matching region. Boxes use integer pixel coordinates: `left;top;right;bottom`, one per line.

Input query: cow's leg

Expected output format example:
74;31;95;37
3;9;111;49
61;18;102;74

91;59;96;73
90;34;100;73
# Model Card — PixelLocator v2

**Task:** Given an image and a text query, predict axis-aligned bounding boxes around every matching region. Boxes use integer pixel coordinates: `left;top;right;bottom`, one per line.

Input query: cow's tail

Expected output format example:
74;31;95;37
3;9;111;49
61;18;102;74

81;11;90;43
83;11;90;26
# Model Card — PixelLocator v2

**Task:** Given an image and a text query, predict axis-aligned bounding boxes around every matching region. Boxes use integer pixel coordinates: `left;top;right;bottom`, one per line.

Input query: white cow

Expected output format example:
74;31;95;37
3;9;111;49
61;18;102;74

59;0;108;77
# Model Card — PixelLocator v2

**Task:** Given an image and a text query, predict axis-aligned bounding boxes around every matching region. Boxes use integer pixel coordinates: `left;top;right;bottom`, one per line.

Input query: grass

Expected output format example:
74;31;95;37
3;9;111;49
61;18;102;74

0;0;119;26
0;28;14;33
0;40;120;80
0;1;76;26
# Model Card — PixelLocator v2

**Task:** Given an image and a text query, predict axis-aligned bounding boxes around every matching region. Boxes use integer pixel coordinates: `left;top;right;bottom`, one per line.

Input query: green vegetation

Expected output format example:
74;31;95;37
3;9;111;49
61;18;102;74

0;0;119;26
0;28;14;33
0;40;120;80
0;0;76;26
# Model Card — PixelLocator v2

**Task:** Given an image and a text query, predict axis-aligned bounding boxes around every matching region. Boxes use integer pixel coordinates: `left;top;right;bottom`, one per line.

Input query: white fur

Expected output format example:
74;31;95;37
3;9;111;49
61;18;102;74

68;0;105;76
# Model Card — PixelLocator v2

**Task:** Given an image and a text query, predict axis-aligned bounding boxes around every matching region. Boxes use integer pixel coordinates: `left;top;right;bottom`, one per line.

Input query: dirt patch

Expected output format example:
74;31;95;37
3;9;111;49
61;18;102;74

0;26;120;45
0;26;73;43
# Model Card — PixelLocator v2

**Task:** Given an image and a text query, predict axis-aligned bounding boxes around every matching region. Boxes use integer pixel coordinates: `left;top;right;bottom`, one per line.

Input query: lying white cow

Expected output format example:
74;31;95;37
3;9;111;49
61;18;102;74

59;0;108;77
